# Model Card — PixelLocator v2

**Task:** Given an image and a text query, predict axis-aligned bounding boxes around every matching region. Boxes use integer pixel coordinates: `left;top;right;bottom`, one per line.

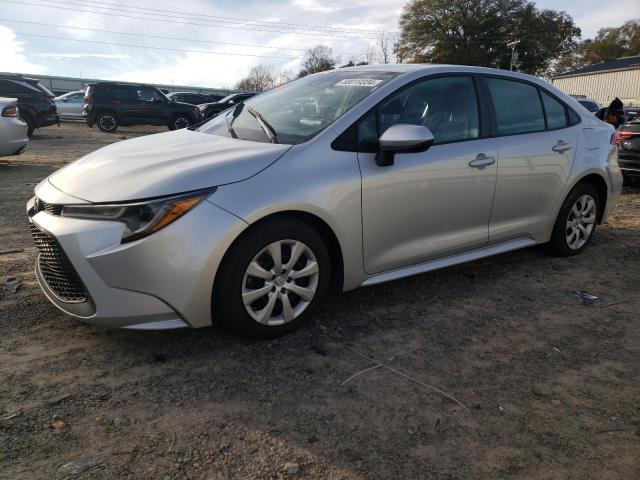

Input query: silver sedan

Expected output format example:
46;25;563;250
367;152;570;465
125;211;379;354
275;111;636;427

0;97;28;156
54;90;85;120
27;65;622;337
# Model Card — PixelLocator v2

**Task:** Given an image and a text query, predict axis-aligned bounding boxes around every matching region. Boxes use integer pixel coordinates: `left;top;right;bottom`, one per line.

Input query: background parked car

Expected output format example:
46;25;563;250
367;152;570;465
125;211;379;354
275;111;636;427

198;92;257;119
167;92;224;105
84;82;202;132
616;119;640;184
624;107;640;121
0;97;28;156
54;90;86;120
577;98;601;113
0;74;58;137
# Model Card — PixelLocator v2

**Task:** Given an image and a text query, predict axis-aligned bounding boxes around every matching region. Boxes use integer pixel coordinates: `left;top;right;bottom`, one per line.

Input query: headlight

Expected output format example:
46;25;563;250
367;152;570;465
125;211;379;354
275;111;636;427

60;189;214;243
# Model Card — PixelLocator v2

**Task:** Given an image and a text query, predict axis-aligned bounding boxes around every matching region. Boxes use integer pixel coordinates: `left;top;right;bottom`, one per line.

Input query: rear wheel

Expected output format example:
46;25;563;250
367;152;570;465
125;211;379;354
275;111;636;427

547;183;599;256
96;111;118;132
213;218;330;338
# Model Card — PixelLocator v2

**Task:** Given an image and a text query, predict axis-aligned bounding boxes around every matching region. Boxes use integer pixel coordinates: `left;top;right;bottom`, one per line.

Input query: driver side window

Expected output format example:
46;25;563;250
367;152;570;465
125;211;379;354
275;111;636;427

357;76;480;151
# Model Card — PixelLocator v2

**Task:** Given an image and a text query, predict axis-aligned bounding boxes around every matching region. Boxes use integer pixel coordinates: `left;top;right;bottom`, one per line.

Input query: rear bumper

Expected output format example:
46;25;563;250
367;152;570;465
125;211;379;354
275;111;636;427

37;113;59;128
618;150;640;174
0;118;28;156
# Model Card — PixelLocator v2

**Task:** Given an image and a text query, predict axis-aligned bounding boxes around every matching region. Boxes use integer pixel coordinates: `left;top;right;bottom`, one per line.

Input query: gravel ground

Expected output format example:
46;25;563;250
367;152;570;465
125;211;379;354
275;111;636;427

1;123;639;480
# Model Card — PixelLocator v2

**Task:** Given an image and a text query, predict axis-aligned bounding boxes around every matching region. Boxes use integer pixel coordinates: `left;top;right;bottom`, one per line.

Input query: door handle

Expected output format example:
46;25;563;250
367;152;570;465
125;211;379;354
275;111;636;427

469;154;495;168
552;141;572;153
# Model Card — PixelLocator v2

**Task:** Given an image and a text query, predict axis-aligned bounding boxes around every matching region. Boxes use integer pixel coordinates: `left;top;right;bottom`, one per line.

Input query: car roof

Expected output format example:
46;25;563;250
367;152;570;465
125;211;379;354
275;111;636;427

337;63;552;82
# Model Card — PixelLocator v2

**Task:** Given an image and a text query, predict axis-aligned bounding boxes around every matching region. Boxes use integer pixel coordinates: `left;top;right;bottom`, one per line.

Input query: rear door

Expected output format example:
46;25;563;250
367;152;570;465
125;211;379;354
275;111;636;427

483;76;580;243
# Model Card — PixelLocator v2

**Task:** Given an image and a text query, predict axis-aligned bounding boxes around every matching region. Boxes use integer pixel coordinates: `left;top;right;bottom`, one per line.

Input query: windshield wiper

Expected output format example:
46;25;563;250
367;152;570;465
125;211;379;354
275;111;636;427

247;106;278;144
224;113;237;139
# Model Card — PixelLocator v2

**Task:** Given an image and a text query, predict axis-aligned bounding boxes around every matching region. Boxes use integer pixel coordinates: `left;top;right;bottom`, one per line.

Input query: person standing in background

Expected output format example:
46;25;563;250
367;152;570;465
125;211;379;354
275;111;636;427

596;97;627;128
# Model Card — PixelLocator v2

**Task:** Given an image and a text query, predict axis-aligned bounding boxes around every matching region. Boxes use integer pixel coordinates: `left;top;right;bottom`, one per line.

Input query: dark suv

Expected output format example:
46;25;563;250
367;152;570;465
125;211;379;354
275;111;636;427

0;74;58;137
84;83;202;132
166;92;224;105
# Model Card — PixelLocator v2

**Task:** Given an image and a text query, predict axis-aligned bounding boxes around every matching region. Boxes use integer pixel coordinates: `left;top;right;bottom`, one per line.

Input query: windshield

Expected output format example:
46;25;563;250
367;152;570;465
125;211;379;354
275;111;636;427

198;70;399;145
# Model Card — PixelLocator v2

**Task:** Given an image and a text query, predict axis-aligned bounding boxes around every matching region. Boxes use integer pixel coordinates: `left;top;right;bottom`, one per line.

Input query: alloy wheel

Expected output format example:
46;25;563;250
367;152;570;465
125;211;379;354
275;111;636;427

242;240;319;326
98;115;116;131
565;194;596;250
174;117;190;129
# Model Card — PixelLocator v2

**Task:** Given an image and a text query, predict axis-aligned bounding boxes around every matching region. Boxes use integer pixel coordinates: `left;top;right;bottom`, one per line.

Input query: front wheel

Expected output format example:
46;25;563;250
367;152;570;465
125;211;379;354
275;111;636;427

213;218;330;338
546;183;599;256
169;114;191;130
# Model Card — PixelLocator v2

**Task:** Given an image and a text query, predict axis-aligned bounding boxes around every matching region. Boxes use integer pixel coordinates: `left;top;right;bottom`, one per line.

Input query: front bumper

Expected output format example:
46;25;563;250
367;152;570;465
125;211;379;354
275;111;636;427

27;191;248;329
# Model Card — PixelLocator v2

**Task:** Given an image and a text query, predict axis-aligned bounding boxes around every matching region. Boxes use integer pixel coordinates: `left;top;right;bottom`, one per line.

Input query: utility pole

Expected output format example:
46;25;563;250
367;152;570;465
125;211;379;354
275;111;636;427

507;40;520;71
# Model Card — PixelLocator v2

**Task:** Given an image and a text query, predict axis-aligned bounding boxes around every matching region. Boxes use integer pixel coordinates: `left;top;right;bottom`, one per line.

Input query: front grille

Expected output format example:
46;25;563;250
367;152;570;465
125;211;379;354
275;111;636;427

42;201;63;215
29;223;88;303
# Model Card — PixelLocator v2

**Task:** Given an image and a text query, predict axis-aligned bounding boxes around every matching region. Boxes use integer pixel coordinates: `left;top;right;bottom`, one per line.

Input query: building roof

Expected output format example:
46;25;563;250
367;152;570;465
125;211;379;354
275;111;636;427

555;55;640;78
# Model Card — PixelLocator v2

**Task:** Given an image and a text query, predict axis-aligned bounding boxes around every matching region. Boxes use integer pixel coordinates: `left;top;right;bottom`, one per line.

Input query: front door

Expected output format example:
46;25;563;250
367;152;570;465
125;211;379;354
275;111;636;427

358;75;498;274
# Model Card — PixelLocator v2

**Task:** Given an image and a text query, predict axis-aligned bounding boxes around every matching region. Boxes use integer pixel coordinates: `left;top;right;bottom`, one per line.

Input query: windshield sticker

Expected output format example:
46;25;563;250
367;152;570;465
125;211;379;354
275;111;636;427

335;79;383;87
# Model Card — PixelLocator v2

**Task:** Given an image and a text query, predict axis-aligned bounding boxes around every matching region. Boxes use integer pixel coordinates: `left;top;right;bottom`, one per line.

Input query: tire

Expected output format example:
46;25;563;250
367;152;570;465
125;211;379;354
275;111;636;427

96;111;119;133
546;183;600;256
21;114;35;138
169;114;191;130
213;217;331;338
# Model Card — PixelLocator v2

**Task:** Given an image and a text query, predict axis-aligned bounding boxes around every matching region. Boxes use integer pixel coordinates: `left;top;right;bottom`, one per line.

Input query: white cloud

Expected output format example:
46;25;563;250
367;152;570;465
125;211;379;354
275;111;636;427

110;51;262;89
0;26;44;73
293;0;342;13
33;53;131;59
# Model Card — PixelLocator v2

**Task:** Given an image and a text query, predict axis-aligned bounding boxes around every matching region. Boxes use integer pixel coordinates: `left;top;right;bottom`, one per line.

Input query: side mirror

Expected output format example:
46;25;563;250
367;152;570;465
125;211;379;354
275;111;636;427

61;98;69;102
375;124;434;166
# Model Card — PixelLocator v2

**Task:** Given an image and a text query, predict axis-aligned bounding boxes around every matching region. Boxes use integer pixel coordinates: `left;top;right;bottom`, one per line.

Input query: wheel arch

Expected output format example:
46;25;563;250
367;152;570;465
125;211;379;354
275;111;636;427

569;172;609;223
213;209;345;293
96;109;120;121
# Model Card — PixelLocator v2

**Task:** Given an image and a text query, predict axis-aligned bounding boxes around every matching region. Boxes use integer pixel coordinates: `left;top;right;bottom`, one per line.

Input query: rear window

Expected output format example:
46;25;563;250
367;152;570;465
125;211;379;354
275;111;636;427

486;78;545;136
0;79;43;95
540;91;567;129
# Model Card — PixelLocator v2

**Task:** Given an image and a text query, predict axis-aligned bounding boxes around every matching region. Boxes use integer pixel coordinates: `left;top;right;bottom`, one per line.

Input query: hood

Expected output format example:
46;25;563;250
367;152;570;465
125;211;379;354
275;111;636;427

48;129;291;202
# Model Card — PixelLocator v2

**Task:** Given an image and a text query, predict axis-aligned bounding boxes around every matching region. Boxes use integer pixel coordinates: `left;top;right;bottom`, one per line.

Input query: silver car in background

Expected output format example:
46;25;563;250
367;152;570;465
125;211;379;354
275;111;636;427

27;65;622;337
0;97;28;156
54;90;85;120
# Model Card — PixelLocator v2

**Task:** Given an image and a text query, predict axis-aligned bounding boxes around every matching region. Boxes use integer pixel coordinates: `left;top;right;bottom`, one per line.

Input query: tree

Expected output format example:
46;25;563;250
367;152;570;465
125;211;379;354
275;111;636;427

235;65;293;92
378;32;393;64
298;46;337;77
553;19;640;75
235;64;276;92
395;0;580;76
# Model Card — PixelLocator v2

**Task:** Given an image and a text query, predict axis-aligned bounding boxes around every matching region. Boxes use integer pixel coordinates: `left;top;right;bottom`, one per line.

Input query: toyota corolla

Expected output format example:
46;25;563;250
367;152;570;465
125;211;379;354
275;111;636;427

27;65;622;337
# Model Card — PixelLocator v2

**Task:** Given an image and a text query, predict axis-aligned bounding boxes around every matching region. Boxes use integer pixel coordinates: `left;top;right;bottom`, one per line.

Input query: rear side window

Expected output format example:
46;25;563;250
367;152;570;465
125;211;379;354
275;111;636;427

540;91;567;129
486;78;545;135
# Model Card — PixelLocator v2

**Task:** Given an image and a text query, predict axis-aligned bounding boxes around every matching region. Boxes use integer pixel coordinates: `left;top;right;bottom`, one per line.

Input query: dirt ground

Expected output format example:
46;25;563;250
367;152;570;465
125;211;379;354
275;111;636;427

1;122;639;480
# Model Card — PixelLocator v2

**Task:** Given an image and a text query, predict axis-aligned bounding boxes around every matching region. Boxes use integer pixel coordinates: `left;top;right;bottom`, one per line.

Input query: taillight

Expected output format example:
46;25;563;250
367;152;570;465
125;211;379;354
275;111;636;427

619;131;640;140
85;96;93;104
2;104;18;117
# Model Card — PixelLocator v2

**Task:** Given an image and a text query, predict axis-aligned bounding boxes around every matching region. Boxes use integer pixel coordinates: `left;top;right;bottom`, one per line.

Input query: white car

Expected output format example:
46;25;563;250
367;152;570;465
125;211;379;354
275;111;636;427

0;97;28;156
54;90;85;120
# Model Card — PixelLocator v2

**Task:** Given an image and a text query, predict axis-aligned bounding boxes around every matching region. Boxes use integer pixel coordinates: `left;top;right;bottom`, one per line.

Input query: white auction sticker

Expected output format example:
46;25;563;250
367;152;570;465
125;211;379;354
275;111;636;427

335;79;383;87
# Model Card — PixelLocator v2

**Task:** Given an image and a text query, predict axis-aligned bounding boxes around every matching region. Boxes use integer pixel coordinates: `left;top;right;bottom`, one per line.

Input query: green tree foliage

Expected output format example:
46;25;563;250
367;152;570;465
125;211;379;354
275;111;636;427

396;0;580;76
298;46;337;78
553;19;640;75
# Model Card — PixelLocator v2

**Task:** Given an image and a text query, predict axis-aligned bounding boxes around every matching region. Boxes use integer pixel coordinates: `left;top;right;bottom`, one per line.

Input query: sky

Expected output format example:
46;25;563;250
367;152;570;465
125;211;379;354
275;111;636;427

1;0;639;89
